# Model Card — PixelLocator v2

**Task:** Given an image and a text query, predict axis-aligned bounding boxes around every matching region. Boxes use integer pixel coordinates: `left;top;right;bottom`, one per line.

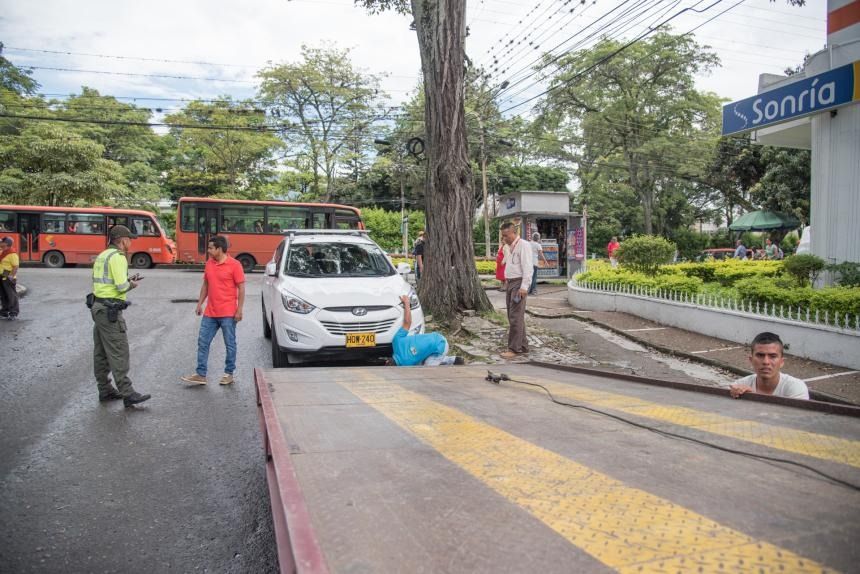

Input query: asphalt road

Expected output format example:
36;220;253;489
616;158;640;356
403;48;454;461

0;268;278;573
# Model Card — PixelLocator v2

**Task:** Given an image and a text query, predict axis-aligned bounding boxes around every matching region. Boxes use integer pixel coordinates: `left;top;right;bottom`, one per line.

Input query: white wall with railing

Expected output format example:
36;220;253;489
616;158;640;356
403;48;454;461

568;280;860;370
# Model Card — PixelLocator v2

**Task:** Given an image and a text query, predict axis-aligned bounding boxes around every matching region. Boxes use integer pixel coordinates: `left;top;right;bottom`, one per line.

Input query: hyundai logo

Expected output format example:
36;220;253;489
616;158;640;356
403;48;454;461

352;307;368;316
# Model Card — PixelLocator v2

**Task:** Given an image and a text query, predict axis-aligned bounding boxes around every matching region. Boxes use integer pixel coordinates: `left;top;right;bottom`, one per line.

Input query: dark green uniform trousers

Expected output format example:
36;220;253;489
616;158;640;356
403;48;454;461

91;302;134;396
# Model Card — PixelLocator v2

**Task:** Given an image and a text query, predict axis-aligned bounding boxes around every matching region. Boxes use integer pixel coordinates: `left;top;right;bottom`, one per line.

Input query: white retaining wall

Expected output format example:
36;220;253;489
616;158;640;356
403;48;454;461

568;284;860;370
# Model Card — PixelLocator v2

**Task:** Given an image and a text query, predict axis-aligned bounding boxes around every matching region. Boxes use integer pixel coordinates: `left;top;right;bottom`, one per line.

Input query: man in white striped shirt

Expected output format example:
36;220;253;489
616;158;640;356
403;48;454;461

500;222;533;359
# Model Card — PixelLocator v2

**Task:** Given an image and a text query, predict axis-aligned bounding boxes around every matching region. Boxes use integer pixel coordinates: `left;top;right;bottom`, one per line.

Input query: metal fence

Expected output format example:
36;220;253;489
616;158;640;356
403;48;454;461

574;280;860;333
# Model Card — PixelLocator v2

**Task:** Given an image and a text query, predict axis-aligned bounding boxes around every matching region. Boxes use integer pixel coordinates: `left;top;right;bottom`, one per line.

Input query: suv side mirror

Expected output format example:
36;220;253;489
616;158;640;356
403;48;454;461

397;262;411;275
265;262;277;277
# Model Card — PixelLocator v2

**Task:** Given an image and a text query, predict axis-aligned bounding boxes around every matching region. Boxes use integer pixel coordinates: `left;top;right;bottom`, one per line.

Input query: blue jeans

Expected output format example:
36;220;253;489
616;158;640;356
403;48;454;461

529;266;538;295
196;316;237;376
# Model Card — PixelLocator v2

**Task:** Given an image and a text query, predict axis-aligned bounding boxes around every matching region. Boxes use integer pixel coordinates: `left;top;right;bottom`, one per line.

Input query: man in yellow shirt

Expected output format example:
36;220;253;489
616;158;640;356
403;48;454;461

0;237;19;320
90;226;151;407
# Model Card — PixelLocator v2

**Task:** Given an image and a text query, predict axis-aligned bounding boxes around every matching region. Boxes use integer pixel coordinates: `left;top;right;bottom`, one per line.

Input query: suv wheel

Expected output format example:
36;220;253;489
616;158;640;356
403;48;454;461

271;325;289;368
262;301;271;339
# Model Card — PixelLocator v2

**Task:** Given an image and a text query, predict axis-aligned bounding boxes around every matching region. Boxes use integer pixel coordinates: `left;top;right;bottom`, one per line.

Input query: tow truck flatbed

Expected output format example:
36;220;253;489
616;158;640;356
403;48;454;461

254;363;860;573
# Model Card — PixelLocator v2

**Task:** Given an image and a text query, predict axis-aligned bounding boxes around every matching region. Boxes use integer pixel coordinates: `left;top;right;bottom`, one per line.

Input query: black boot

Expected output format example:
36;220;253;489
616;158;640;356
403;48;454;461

98;388;124;402
123;392;152;408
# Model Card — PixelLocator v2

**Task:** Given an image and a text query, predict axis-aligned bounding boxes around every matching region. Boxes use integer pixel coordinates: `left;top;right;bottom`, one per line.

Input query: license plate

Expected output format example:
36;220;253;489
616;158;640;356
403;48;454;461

346;332;376;347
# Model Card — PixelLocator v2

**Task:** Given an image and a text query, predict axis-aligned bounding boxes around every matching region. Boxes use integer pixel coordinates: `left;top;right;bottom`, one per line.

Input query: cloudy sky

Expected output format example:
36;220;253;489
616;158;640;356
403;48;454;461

1;0;828;117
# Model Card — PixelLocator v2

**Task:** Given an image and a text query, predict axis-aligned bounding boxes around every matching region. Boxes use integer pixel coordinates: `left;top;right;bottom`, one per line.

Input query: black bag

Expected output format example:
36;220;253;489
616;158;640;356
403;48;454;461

85;293;95;309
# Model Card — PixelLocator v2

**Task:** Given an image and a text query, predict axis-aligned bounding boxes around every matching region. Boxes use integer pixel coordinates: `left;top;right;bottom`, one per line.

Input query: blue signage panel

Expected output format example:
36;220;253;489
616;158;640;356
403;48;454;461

722;61;859;136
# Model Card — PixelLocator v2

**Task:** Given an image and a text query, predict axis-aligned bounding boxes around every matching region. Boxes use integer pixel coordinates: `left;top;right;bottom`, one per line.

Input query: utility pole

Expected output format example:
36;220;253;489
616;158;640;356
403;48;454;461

400;167;408;255
477;115;491;259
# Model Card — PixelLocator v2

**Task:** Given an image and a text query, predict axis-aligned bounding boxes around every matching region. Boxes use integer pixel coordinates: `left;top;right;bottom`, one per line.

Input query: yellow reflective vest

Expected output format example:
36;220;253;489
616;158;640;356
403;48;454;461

92;246;131;300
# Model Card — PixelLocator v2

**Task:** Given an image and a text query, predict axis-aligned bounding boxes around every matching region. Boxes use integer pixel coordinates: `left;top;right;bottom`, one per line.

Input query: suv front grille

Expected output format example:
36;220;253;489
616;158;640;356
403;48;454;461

323;305;393;313
320;319;397;335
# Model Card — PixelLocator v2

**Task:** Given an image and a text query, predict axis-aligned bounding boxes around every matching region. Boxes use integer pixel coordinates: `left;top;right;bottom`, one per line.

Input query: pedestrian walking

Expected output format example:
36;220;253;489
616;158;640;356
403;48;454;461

528;232;549;296
500;222;532;360
733;239;747;259
0;237;20;320
181;235;245;386
88;225;151;407
607;236;621;268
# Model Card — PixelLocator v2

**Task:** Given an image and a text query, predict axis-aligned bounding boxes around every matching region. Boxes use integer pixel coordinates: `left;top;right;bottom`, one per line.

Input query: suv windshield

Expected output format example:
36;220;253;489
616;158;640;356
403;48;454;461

285;242;395;278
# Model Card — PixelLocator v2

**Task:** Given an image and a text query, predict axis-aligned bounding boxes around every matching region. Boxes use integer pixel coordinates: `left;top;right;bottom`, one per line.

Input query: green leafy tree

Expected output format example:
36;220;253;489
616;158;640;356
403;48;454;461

0;43;39;96
164;97;282;199
537;32;721;235
0;123;127;205
258;44;386;201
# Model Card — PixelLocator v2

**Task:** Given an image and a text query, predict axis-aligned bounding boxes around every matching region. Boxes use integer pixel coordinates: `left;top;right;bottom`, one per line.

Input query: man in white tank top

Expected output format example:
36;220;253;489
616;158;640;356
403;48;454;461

729;332;809;400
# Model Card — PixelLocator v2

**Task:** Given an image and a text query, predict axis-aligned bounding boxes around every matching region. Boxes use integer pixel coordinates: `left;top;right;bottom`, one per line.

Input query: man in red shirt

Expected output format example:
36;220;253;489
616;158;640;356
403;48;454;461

181;235;245;385
607;236;621;268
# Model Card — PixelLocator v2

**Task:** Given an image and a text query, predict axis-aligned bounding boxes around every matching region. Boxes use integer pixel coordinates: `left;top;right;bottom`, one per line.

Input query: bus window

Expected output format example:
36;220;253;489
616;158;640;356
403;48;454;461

222;206;265;233
180;205;196;232
311;212;328;229
68;213;106;235
267;206;308;233
335;209;360;230
0;211;15;233
131;217;159;237
42;213;67;233
108;215;129;228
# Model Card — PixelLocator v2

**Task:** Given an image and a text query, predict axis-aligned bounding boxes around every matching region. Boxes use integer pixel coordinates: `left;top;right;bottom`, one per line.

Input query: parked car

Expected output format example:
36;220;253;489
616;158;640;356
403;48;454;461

696;248;735;261
261;230;423;366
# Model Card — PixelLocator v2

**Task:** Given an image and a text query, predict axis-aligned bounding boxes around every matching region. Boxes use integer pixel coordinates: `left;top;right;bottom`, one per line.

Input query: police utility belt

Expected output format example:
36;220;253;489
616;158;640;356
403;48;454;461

86;293;130;322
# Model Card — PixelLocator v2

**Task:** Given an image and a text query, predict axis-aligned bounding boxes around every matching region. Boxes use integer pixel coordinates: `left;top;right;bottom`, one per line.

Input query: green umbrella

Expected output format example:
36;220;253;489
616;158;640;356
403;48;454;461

729;210;800;231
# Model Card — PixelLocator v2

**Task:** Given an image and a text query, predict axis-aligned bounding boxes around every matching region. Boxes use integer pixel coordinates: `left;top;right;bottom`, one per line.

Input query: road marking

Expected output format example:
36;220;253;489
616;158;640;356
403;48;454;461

804;371;860;382
343;374;833;574
690;346;744;354
623;327;668;332
519;379;860;469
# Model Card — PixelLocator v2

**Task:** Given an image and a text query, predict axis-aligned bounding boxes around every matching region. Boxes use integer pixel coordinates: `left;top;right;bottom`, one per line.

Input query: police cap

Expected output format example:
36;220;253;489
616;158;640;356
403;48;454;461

109;225;138;240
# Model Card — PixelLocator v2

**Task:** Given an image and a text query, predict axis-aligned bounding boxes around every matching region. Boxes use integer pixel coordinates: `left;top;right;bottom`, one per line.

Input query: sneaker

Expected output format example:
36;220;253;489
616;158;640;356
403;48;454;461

453;356;465;365
181;374;207;385
123;392;151;408
6;315;17;321
98;388;124;402
219;373;234;385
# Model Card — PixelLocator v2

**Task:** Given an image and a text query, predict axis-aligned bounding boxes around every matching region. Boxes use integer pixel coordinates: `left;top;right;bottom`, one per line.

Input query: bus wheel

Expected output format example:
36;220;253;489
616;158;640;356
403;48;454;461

237;254;256;273
43;251;65;268
130;253;152;269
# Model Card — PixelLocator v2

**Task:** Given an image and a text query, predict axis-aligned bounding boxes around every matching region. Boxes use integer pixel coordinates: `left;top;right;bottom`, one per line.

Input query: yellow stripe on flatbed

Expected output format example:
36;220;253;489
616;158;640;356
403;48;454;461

343;374;835;573
516;379;860;469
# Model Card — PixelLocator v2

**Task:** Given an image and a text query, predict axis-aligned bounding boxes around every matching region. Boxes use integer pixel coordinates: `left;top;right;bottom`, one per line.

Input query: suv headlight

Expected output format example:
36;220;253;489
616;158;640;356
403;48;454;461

282;293;315;314
408;289;420;310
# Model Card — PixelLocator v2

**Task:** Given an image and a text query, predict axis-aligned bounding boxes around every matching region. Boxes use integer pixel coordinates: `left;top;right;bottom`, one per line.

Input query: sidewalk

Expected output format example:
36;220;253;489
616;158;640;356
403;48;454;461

487;283;860;405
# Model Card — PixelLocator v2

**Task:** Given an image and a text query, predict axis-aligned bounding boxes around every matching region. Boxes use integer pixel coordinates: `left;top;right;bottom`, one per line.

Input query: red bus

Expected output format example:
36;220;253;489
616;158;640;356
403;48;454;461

0;205;176;268
175;197;364;272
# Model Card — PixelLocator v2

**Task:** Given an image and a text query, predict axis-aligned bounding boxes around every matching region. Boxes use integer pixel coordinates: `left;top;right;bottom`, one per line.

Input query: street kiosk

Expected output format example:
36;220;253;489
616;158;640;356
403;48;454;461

495;190;585;279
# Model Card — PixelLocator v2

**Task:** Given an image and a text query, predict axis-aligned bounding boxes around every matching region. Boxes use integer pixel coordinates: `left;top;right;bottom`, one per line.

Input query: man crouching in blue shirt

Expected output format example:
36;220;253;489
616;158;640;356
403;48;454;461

388;295;464;366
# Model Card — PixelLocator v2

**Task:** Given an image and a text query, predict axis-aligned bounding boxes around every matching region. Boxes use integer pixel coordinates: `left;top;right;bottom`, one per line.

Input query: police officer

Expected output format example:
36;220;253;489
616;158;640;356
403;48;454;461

91;225;151;407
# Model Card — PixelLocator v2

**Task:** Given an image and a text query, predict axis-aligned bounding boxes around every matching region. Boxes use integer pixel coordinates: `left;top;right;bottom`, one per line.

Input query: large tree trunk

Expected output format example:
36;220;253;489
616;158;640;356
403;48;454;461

412;0;491;322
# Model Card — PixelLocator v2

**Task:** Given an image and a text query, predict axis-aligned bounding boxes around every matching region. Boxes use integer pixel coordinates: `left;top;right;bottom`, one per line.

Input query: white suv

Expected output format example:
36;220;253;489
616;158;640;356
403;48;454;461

261;230;424;366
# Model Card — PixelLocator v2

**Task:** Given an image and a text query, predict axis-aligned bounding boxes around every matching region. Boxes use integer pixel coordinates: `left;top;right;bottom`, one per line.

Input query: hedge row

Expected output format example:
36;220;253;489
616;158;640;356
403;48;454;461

575;263;860;323
735;277;860;320
576;268;703;296
669;259;783;285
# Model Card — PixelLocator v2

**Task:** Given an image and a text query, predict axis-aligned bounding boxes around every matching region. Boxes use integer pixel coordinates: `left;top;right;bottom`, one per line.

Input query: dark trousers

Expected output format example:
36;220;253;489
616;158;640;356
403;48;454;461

505;278;528;353
0;278;18;316
91;303;135;396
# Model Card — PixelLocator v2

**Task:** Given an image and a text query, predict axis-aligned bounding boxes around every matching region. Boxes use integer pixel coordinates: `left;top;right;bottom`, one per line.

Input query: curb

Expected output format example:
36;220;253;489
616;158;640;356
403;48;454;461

526;308;856;405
